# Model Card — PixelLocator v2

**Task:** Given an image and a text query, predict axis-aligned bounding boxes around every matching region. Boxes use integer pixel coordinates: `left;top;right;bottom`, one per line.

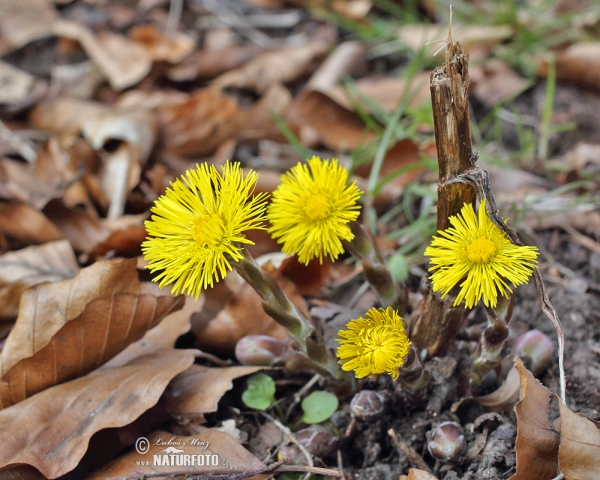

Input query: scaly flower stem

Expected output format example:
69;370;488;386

234;247;342;378
343;222;407;314
472;295;513;382
398;345;430;397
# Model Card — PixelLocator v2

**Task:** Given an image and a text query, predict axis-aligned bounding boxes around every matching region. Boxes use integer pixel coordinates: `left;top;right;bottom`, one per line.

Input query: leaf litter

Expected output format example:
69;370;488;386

0;0;598;479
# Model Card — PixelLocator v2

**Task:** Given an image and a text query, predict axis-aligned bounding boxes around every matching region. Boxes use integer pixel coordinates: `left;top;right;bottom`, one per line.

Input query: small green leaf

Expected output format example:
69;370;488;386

387;251;409;281
242;373;275;411
301;391;339;424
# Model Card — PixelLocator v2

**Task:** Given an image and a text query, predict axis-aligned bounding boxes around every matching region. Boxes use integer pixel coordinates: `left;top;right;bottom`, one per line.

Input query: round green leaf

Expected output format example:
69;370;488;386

301;391;339;424
388;251;409;282
242;373;275;410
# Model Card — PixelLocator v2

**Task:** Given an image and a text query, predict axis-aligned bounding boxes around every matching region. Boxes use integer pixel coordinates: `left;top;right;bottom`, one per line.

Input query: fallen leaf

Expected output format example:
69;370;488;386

165;365;264;423
0;138;79;209
0;60;46;109
129;24;196;63
0;465;46;480
53;20;152;91
0;0;58;56
452;365;521;413
0;240;78;319
87;429;266;479
400;469;440;480
0;349;195;478
471;60;530;108
539;42;600;92
280;256;331;297
0;258;184;407
558;399;600;480
213;41;332;93
509;357;559;480
0;204;63;246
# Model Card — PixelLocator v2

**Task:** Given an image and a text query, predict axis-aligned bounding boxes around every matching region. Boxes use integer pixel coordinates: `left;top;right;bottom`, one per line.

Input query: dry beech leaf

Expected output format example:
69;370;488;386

212;41;332;93
0;138;78;209
0;465;46;480
0;349;195;479
129;24;196;63
400;469;440;480
0;60;46;108
0;203;63;246
509;357;559;480
280;256;331;297
0;258;184;408
100;294;202;370
452;365;520;413
52;20;152;91
0;0;58;56
539;42;600;92
558;399;600;479
165;365;264;422
158;84;291;157
471;60;530;108
0;240;78;320
87;429;266;479
192;271;295;354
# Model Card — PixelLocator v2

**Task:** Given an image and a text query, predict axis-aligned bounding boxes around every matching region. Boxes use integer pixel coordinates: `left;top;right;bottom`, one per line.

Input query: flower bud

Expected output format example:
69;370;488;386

350;390;385;421
235;335;287;366
514;329;553;376
427;421;466;463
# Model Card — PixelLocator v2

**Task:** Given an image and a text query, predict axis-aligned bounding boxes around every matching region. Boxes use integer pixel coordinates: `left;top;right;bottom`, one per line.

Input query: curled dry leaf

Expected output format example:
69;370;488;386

509;357;559;480
87;429;266;480
212;41;332;93
0;349;195;479
0;0;58;56
0;203;63;246
0;60;46;109
539;42;600;92
52;20;152;91
165;365;264;423
452;365;520;413
558;399;600;480
0;240;78;320
0;258;184;408
0;138;78;209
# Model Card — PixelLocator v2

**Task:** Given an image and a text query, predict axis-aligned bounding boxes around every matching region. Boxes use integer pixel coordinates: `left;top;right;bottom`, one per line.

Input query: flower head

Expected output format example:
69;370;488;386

424;200;539;309
336;307;411;380
267;156;362;265
142;161;268;299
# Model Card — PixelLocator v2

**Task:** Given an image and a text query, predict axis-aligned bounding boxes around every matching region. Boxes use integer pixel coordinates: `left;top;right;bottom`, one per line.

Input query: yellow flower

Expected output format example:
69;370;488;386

336;307;411;380
424;200;539;309
267;156;362;265
142;161;268;299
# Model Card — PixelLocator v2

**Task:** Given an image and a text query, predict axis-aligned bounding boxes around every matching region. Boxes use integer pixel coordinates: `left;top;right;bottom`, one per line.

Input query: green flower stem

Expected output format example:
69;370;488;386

398;345;430;396
234;248;342;379
472;295;513;381
343;222;407;313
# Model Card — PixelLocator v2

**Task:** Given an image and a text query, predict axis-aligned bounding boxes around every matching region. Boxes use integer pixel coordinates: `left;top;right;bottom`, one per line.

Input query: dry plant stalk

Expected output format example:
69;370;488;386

409;39;475;357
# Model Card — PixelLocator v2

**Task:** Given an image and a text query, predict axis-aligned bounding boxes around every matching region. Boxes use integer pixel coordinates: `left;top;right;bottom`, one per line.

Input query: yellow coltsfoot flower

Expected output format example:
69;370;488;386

336;307;411;380
267;156;362;265
142;161;268;299
424;200;539;309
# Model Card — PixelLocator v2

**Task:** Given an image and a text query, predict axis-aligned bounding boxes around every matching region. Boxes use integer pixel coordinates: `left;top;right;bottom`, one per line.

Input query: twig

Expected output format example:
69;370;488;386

165;0;184;37
388;428;432;474
284;373;321;422
193;349;233;367
260;411;314;468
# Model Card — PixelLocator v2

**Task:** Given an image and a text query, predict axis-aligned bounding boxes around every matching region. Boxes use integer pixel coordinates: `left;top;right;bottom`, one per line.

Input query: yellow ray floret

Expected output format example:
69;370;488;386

142;161;268;299
336;307;411;380
267;156;362;265
424;200;539;309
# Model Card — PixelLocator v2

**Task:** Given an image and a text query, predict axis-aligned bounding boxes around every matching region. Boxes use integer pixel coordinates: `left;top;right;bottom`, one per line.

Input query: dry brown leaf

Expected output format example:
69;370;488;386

400;469;440;480
280;255;331;297
212;41;332;93
509;357;559;480
0;138;78;209
558;399;600;479
158;84;291;157
471;60;530;108
129;24;196;63
0;258;184;407
100;294;201;370
53;20;152;91
0;349;195;478
0;0;58;56
0;465;46;480
0;240;78;320
0;60;46;108
165;365;264;422
539;42;600;91
0;204;63;246
167;45;264;82
87;429;266;479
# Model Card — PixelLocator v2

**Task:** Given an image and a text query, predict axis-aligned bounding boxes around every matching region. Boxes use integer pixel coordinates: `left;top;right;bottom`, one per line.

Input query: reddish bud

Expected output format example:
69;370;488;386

350;390;386;421
235;335;287;366
514;329;553;376
427;421;466;463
